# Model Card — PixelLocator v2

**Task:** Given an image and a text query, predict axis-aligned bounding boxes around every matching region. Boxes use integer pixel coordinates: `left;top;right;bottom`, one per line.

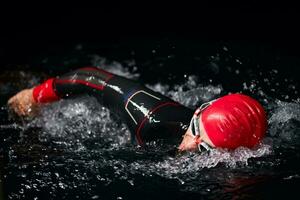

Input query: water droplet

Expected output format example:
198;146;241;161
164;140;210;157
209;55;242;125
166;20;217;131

235;59;242;64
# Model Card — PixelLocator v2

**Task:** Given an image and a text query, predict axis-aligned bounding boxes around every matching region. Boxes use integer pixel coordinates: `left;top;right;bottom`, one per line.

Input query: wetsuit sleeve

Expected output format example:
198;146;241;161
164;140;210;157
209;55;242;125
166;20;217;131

32;67;114;103
51;67;114;102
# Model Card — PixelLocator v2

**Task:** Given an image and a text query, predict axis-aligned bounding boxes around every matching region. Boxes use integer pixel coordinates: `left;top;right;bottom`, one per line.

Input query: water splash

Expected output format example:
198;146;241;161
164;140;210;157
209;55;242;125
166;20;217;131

128;143;272;178
29;96;131;151
268;99;300;148
147;75;223;108
90;55;140;80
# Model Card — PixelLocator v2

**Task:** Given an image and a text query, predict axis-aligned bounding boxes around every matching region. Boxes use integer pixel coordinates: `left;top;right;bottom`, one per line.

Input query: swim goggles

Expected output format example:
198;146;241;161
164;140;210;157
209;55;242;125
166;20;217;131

189;100;216;152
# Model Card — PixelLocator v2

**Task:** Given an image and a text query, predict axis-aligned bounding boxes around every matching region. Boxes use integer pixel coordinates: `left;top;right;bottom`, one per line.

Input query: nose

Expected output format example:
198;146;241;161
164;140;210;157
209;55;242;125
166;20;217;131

178;133;198;152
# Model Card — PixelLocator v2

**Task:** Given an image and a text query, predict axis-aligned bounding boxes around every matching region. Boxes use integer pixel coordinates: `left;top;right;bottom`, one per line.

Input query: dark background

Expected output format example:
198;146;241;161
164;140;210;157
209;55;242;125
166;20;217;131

1;4;300;76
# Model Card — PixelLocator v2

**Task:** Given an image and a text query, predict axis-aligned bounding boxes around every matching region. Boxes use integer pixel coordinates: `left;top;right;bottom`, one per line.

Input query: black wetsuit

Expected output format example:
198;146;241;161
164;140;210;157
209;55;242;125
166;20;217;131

53;67;194;145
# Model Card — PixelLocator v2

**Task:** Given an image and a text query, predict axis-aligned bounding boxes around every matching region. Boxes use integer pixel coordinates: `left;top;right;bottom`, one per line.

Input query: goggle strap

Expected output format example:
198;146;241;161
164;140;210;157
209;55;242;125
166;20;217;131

193;116;200;136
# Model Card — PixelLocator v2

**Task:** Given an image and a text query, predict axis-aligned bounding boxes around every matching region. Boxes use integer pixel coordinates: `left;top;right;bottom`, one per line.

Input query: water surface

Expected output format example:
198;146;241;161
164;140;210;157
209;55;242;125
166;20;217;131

1;39;299;199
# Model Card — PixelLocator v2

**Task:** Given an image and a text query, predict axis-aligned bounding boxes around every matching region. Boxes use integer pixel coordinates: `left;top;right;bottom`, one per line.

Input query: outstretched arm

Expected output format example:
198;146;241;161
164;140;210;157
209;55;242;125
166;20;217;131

7;66;190;146
7;67;114;117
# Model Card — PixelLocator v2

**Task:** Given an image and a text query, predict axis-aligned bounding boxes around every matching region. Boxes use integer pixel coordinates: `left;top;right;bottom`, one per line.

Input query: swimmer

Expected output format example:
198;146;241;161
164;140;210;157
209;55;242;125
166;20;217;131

7;66;267;152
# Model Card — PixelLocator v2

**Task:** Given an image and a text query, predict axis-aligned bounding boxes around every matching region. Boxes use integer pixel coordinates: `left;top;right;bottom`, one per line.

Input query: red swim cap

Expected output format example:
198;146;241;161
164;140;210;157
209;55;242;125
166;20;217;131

201;94;267;149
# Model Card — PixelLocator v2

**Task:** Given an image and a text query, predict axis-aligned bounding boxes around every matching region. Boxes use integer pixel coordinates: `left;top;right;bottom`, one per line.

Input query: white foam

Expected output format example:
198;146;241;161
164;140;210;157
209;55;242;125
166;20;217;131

127;143;272;180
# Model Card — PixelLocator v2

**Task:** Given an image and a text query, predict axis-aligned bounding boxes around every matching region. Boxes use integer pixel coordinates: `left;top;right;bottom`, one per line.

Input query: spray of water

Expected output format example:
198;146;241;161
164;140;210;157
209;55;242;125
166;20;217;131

268;99;300;148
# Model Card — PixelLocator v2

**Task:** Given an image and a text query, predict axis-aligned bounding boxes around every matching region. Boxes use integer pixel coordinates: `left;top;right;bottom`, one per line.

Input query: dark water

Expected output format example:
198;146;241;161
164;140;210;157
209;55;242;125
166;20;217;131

1;37;300;200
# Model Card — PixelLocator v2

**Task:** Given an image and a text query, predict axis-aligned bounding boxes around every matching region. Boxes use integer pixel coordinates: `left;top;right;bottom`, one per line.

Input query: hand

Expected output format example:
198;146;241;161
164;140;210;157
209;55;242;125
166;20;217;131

7;88;40;118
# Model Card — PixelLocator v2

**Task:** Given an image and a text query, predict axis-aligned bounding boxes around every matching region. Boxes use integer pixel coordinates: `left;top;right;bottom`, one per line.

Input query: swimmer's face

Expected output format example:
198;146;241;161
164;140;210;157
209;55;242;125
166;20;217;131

178;116;214;152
